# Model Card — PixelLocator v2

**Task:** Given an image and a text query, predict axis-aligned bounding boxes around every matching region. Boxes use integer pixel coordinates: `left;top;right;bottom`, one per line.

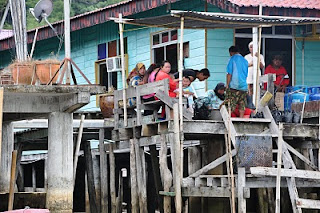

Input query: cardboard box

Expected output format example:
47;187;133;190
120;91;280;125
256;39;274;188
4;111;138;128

275;92;284;111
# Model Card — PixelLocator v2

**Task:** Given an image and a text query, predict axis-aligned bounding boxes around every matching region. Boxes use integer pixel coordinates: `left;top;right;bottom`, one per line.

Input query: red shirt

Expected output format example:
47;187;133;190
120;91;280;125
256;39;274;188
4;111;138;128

155;70;177;97
264;65;290;89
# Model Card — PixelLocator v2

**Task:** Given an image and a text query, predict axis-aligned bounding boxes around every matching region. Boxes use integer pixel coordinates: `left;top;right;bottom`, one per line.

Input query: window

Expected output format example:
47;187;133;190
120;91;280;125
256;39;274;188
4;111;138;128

96;38;127;90
152;30;179;73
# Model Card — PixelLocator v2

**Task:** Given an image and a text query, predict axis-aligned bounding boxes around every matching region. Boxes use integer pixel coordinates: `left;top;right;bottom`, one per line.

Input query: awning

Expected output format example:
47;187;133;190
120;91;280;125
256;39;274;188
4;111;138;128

124;10;320;29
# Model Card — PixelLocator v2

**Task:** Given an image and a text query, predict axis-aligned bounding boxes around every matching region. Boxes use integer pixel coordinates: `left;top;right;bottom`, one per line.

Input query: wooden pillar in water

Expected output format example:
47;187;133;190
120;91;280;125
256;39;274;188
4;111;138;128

109;142;116;213
150;144;164;213
159;134;172;212
130;139;139;213
134;138;148;212
84;140;98;213
237;167;246;213
188;147;202;212
99;129;109;213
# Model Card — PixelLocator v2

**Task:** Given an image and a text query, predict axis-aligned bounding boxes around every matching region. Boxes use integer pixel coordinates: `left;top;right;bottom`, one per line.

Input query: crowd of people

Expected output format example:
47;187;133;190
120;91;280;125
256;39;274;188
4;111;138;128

125;41;290;119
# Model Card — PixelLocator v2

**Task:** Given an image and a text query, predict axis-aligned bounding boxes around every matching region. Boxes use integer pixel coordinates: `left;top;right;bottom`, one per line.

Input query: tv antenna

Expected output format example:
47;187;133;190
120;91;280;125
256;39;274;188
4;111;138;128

29;0;62;40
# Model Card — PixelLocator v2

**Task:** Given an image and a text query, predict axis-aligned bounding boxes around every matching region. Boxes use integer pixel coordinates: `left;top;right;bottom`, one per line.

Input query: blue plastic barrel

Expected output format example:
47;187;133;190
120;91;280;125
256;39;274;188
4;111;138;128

310;86;320;101
284;87;292;110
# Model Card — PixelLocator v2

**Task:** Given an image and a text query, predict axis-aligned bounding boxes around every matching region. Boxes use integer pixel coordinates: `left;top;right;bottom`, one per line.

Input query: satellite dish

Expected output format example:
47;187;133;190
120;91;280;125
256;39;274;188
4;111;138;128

29;0;62;40
29;0;53;23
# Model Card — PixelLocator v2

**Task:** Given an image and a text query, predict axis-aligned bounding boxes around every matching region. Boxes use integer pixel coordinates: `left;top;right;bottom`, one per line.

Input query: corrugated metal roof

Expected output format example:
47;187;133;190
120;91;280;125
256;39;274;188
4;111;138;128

125;10;320;29
229;0;320;10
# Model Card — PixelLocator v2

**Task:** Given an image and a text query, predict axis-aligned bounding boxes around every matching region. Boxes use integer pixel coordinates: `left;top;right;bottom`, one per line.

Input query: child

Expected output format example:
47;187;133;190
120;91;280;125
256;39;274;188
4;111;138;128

178;76;195;113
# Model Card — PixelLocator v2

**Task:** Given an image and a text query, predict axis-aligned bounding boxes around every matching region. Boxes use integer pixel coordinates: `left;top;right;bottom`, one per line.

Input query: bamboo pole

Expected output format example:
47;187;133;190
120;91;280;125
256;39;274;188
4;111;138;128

119;13;128;127
276;123;283;213
29;28;39;59
0;88;3;169
8;150;17;210
64;0;71;84
227;102;236;213
173;103;182;213
224;134;232;209
255;26;262;111
73;114;85;187
0;1;9;30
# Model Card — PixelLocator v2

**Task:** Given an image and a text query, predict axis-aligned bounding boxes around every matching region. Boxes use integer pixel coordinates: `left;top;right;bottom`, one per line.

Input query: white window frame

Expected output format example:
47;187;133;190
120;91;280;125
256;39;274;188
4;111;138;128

151;29;178;63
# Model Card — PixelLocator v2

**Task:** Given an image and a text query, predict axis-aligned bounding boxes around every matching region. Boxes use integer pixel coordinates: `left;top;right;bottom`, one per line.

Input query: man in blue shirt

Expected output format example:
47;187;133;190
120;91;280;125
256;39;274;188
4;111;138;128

225;46;248;118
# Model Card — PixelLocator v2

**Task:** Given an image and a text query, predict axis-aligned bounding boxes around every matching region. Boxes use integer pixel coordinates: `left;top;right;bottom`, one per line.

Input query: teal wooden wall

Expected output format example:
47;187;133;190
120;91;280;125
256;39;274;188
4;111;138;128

295;40;320;86
206;29;234;90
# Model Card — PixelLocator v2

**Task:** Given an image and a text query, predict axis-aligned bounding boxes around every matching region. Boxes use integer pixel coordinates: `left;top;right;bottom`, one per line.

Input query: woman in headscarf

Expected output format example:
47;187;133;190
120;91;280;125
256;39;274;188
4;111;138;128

127;62;145;107
127;62;146;87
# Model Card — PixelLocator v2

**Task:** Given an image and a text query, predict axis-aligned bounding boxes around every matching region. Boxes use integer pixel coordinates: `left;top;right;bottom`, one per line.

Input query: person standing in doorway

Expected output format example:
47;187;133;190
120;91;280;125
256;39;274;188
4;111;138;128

264;55;290;92
225;46;249;118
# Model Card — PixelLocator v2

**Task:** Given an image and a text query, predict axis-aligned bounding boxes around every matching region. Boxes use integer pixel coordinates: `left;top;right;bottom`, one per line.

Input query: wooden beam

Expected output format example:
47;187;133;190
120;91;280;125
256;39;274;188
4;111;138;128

189;149;237;178
284;141;317;170
251;167;320;180
296;198;320;209
181;186;250;198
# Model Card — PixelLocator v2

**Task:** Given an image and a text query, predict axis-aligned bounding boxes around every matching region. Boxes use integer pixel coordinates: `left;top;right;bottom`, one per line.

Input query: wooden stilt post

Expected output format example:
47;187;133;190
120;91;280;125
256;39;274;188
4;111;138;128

159;134;173;212
150;144;164;213
238;167;246;213
188;147;201;212
134;138;148;212
8;150;17;211
130;139;139;213
84;141;98;213
109;142;117;213
99;129;109;213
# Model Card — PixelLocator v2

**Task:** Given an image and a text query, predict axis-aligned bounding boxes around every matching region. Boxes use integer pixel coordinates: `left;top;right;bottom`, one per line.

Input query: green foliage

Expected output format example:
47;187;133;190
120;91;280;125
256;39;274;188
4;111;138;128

1;0;124;30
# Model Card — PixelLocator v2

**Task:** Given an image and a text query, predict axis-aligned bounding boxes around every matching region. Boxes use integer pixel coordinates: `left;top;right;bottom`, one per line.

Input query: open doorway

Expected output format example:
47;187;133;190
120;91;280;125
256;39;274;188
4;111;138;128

235;37;293;86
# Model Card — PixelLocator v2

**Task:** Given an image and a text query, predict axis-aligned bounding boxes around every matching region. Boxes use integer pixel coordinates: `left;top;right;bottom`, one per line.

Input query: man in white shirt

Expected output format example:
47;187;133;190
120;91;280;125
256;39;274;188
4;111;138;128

245;41;265;96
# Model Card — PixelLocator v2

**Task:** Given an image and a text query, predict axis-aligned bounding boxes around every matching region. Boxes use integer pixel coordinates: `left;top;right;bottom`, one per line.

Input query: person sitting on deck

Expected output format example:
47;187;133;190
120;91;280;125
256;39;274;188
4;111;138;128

126;62;146;107
127;62;146;87
155;60;178;119
142;63;161;115
155;60;177;98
